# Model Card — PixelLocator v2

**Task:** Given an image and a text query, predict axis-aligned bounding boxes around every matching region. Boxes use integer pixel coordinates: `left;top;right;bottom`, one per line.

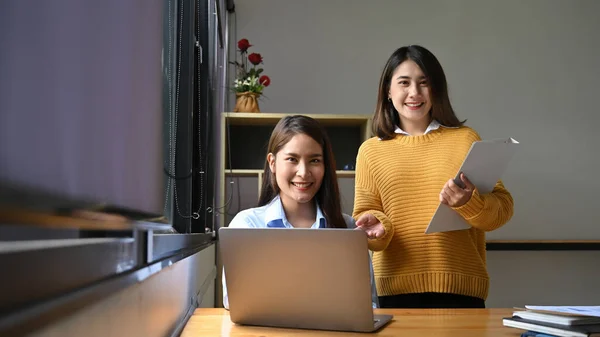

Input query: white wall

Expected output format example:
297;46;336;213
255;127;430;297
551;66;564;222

228;0;600;307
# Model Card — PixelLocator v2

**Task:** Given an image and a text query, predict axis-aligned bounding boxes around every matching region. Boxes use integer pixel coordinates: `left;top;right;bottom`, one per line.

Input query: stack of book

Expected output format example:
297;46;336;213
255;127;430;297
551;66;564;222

503;306;600;337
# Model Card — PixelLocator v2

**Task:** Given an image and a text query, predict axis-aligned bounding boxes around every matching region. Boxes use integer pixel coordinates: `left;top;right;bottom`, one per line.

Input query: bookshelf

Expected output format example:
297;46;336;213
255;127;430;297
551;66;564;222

218;112;372;228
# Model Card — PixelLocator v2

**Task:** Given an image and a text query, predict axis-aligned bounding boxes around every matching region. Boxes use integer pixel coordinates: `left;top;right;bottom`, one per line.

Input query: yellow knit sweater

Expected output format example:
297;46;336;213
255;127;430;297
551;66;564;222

353;126;514;300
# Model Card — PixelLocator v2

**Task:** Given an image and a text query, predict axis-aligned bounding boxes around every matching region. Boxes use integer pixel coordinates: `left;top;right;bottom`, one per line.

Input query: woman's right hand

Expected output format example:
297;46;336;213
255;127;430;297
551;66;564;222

355;213;385;239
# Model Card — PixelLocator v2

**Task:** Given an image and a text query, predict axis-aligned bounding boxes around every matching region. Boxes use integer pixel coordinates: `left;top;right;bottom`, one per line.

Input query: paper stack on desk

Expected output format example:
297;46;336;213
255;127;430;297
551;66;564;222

425;137;519;234
524;306;600;318
503;306;600;337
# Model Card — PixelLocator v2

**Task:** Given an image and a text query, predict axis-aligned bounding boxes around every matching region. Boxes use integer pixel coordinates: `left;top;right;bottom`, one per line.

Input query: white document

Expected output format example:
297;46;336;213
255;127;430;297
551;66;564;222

525;306;600;318
424;137;519;234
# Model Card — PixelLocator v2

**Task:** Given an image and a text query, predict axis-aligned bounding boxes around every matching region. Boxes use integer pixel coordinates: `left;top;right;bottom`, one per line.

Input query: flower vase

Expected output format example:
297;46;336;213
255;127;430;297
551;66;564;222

233;92;261;113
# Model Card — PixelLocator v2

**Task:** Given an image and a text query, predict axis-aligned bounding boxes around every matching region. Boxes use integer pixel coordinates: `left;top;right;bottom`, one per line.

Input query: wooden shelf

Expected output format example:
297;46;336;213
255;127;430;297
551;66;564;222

224;169;356;177
223;112;371;126
224;169;262;176
219;112;371;228
336;170;356;177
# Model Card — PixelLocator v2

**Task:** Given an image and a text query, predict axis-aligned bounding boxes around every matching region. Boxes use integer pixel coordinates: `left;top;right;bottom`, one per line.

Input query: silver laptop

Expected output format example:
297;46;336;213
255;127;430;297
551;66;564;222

219;227;393;332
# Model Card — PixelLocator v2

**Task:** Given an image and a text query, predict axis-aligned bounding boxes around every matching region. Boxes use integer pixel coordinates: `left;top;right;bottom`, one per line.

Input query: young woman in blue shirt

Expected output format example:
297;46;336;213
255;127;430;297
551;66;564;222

222;115;378;308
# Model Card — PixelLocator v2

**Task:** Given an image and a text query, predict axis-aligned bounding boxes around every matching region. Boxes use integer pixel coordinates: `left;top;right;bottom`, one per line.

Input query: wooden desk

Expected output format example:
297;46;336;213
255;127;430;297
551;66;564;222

181;308;521;336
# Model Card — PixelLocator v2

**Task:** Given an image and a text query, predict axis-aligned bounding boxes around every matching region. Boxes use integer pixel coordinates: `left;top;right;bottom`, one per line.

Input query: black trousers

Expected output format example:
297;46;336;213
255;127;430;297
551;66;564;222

378;292;485;309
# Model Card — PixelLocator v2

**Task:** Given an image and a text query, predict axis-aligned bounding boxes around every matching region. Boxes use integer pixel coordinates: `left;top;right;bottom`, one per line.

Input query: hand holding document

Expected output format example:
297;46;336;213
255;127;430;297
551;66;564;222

425;137;520;234
439;172;476;207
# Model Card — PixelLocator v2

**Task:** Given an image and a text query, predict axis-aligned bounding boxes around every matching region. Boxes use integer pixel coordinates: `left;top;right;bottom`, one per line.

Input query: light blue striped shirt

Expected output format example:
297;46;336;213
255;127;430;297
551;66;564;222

222;195;379;309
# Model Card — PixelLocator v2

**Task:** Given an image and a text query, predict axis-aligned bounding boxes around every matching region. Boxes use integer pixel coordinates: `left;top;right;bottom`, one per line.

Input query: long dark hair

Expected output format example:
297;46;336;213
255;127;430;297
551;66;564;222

258;115;346;228
373;45;465;140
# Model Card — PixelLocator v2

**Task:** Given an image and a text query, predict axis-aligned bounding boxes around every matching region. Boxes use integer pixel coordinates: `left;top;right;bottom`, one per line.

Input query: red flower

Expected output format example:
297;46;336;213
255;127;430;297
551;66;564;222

259;75;271;87
237;38;251;52
248;53;262;65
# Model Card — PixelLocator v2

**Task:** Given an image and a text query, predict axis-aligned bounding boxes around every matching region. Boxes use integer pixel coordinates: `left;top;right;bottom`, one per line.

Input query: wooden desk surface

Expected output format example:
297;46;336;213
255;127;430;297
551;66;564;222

181;308;521;336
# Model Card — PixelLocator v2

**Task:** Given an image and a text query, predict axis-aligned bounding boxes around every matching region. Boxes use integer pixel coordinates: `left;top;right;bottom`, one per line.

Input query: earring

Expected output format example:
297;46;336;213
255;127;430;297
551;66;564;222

388;97;392;102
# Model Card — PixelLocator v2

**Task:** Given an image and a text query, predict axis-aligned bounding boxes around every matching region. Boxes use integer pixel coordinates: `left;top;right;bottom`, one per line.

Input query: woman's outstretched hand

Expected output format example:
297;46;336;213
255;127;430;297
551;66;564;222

355;213;385;239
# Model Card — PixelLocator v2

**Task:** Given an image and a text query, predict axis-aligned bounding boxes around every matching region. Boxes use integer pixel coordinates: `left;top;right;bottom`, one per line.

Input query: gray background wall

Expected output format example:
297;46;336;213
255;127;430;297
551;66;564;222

228;0;600;307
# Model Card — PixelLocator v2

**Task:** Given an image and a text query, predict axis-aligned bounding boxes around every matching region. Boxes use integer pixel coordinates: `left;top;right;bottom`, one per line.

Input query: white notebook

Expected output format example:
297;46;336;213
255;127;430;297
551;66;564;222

425;137;520;234
513;310;600;325
525;306;600;318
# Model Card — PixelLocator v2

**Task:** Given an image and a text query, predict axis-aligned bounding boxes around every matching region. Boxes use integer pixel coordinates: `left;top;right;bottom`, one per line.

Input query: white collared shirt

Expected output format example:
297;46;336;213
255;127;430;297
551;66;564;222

222;195;379;309
237;194;329;229
378;120;458;140
394;119;445;135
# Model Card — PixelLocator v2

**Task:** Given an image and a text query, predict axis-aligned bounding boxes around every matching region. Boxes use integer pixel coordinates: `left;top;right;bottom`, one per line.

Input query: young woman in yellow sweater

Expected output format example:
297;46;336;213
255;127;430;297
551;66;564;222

353;45;514;308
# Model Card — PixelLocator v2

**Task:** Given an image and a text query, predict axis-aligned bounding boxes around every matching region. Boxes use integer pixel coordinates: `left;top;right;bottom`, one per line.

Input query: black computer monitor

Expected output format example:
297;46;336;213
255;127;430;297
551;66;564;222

0;1;166;219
